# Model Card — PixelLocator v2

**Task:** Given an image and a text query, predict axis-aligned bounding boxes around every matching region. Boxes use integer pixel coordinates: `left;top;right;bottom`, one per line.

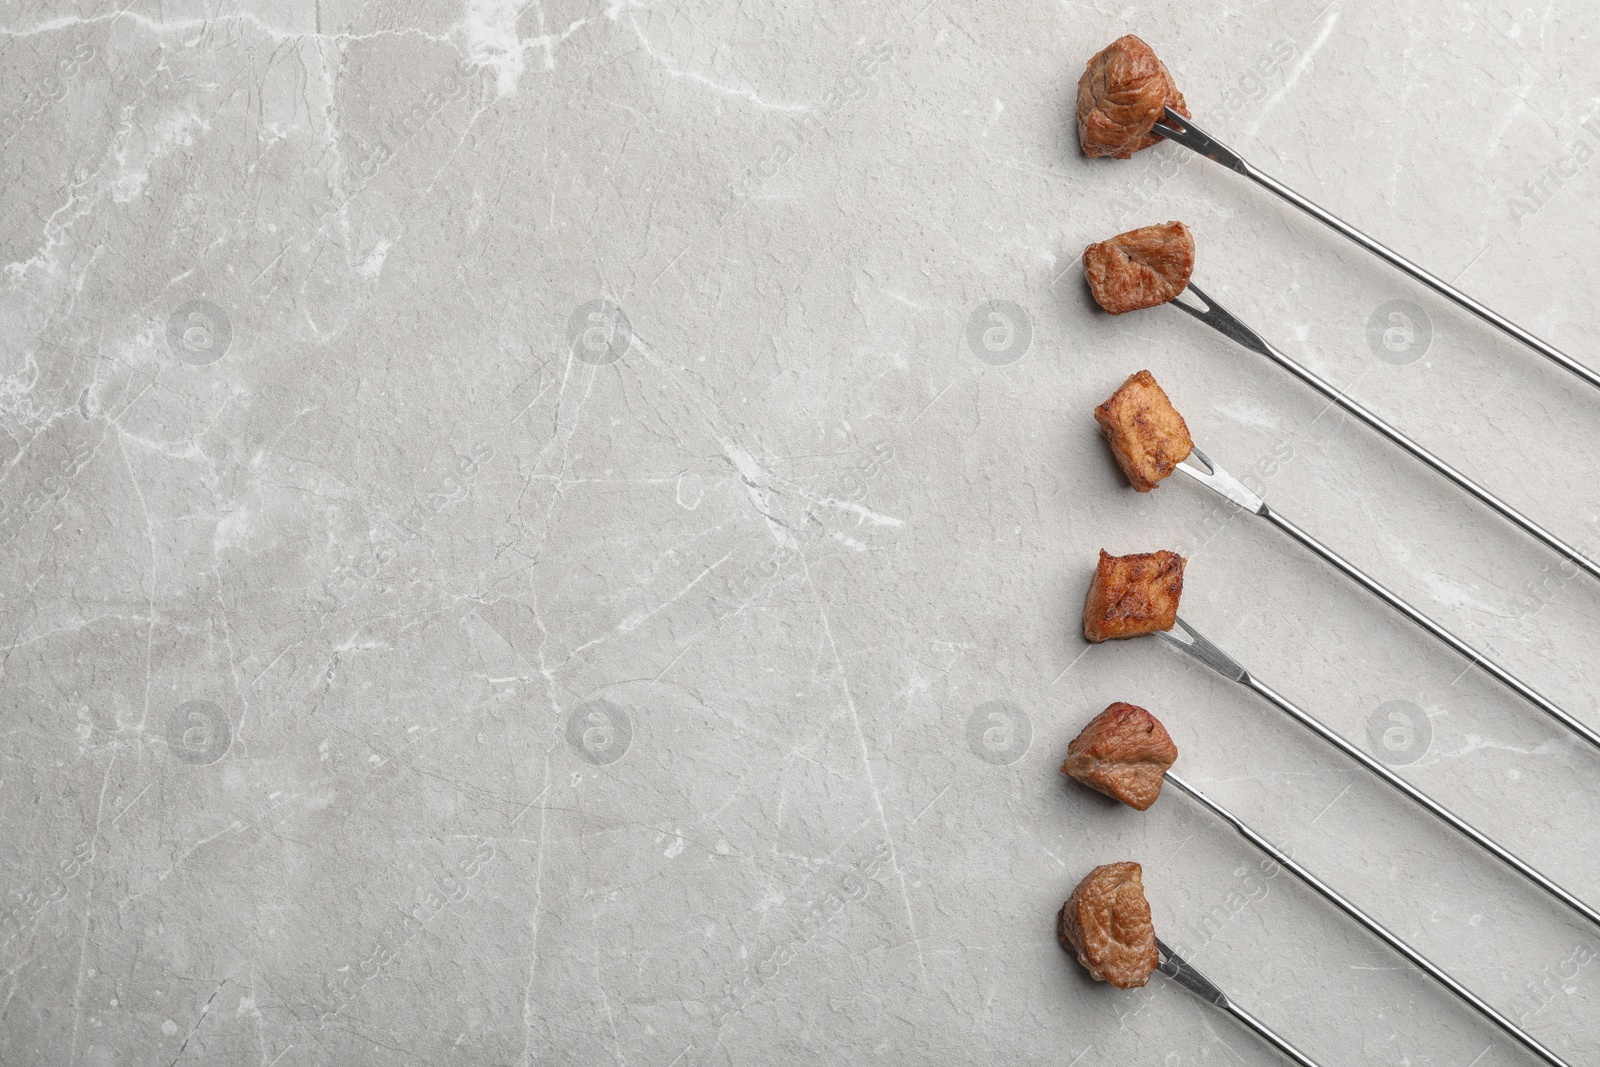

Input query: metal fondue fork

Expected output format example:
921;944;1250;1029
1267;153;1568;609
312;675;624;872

1163;772;1575;1067
1151;106;1600;394
1167;281;1600;586
1155;615;1600;934
1172;442;1599;754
1154;935;1322;1066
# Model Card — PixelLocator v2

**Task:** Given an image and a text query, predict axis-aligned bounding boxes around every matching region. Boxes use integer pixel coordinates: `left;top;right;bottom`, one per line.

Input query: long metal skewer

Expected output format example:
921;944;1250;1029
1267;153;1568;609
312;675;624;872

1174;445;1600;753
1151;106;1600;393
1168;282;1600;585
1156;616;1600;933
1154;935;1322;1067
1163;773;1574;1067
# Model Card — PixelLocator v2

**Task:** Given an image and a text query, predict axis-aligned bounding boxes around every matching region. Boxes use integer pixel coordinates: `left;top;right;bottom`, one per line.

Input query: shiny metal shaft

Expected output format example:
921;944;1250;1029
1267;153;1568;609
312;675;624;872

1266;508;1598;750
1226;1003;1320;1067
1157;617;1600;933
1164;773;1573;1067
1168;283;1600;586
1153;107;1600;393
1175;450;1600;753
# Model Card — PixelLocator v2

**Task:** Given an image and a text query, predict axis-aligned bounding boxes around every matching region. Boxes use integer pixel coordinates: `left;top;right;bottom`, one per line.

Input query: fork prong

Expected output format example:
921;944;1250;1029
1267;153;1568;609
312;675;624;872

1153;937;1228;1008
1150;104;1190;137
1174;445;1267;515
1155;616;1250;684
1151;108;1248;173
1168;282;1274;358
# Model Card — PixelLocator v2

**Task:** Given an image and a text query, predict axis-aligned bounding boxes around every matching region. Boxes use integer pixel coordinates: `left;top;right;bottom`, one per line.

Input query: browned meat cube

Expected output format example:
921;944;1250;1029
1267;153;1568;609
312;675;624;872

1076;35;1189;159
1083;221;1196;315
1082;549;1185;643
1095;369;1194;491
1057;861;1159;988
1062;702;1179;810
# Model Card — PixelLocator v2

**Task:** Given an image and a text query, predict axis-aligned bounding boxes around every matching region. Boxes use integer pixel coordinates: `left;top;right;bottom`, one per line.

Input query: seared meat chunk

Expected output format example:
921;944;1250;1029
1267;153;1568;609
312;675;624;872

1082;549;1185;643
1058;861;1159;988
1095;369;1194;491
1084;221;1195;315
1076;35;1188;159
1062;702;1178;810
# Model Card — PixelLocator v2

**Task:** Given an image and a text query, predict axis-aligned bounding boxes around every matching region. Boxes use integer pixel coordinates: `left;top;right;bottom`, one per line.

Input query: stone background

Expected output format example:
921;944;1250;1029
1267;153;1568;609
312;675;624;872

3;1;1599;1063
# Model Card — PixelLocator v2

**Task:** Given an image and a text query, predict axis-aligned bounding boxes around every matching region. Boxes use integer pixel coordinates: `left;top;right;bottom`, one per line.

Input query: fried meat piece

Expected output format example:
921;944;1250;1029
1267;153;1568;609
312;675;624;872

1057;861;1159;988
1095;369;1194;491
1083;221;1195;315
1076;35;1189;159
1082;549;1185;643
1062;702;1178;810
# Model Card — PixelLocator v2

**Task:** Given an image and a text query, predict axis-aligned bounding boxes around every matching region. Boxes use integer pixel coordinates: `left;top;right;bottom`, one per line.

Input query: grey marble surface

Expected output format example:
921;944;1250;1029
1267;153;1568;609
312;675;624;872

3;2;1600;1064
